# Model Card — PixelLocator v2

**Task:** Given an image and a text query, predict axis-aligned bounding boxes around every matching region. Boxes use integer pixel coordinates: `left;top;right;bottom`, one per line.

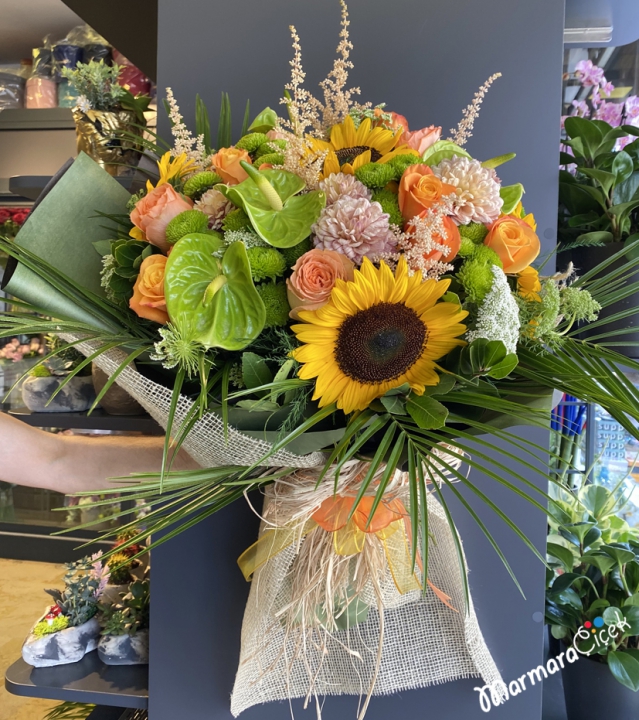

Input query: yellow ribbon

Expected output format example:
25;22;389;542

237;517;422;596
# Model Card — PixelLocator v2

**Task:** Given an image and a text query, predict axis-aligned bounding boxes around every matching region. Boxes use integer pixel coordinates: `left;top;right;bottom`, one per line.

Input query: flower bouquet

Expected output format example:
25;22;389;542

3;2;639;714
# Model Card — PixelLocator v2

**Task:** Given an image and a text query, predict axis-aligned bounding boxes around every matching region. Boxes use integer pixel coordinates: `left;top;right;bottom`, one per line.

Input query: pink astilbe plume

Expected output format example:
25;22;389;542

449;73;502;146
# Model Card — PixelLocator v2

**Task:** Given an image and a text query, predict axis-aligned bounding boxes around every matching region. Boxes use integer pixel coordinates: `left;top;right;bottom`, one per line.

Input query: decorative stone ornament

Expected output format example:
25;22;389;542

22;615;100;667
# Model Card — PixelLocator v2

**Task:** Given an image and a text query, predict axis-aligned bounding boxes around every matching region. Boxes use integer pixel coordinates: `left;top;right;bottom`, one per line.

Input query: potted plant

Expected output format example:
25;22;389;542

100;529;147;605
61;60;150;177
21;335;96;413
559;58;639;354
98;577;150;665
22;554;108;667
546;482;639;719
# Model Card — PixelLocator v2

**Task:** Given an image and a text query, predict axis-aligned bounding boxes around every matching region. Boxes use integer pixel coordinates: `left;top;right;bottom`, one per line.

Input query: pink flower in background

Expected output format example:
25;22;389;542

575;59;605;87
625;96;639;121
595;100;623;127
571;100;589;118
601;81;614;96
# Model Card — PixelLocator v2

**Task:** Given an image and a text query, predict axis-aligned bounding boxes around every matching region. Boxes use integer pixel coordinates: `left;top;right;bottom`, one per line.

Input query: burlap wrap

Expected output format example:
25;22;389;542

67;338;503;713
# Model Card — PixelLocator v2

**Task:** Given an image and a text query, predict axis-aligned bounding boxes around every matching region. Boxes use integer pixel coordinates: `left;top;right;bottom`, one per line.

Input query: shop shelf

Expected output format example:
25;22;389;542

5;651;148;709
8;406;163;434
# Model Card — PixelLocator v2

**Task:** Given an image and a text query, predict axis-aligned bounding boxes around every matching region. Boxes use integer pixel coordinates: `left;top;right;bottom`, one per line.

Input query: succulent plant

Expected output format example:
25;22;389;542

101;579;150;636
33;615;69;638
100;239;158;305
107;552;135;586
44;557;100;627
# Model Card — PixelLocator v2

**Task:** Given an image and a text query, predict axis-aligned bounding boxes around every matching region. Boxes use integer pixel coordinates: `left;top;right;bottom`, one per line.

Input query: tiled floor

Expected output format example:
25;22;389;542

0;558;64;720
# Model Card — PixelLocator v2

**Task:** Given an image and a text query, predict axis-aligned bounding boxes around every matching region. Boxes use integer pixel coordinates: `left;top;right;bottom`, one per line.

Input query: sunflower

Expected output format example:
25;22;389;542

292;257;468;413
312;115;413;179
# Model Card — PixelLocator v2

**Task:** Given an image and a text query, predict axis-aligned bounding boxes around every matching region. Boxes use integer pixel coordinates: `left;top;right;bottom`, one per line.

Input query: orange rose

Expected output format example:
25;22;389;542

130;184;193;253
210;146;252;185
398;164;456;223
129;254;169;324
484;215;541;274
287;249;354;320
401;125;442;155
407;214;461;264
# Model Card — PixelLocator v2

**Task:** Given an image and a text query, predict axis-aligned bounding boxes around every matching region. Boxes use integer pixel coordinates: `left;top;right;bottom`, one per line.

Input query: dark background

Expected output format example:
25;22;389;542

150;1;565;718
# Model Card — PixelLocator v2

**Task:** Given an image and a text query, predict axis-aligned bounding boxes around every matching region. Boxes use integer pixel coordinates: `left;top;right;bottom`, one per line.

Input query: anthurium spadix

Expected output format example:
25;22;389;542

164;233;266;350
218;164;326;248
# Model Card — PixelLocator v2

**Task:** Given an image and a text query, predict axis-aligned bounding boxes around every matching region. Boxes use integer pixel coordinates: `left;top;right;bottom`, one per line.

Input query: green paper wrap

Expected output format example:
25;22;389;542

2;153;131;330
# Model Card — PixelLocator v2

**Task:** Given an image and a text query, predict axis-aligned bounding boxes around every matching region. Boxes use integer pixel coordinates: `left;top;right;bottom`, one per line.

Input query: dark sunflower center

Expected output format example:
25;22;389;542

335;145;382;165
335;302;427;384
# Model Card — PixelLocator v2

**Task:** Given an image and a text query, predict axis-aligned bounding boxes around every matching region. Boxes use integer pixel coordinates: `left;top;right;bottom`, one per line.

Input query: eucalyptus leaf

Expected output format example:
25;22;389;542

242;352;273;393
380;395;408;415
92;239;113;257
165;234;266;350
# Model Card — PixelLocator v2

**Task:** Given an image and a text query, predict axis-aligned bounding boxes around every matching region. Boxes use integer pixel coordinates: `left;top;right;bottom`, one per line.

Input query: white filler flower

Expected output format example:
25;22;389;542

466;265;520;354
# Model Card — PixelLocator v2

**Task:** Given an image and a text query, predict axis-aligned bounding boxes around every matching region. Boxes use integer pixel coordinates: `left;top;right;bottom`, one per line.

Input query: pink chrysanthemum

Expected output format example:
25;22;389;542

194;188;233;230
319;172;372;206
433;156;503;225
312;196;395;264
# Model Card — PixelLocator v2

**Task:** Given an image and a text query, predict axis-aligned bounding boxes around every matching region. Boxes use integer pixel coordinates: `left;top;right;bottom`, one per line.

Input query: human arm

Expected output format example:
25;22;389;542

0;411;200;495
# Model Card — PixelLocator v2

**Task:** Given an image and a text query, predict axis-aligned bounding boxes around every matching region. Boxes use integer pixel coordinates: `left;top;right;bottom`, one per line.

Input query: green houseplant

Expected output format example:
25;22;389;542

546;481;639;719
559;116;639;355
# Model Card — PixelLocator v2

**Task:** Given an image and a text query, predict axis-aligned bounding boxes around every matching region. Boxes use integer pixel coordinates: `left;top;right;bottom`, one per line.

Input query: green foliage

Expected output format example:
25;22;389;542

43;702;95;720
220;168;325;248
546;482;639;688
165;210;210;245
247;247;286;282
33;615;69;637
371;188;403;227
222;208;252;232
279;236;313;268
42;334;92;376
61;61;125;112
559;117;639;245
100;239;158;305
107;551;134;586
256;282;290;328
236;132;269;153
354;162;396;189
44;557;100;628
459;222;489;244
29;364;52;378
101;579;150;637
183;171;223;200
422;140;471;166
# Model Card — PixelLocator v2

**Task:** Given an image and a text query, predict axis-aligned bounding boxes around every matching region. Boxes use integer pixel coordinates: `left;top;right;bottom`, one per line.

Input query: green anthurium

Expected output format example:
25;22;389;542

421;140;472;166
247;107;278;134
500;183;524;214
218;165;326;248
164;232;266;351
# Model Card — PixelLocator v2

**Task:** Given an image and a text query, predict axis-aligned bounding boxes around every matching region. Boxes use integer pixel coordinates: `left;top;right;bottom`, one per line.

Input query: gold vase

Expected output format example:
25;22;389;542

73;108;143;177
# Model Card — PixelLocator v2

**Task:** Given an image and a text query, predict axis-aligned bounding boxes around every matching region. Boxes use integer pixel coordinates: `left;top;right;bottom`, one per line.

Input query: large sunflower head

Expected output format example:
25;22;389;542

312;115;414;179
292;257;468;414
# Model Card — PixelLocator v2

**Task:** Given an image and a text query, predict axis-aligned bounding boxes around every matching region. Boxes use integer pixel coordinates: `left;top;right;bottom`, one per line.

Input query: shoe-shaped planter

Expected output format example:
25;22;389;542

98;629;149;665
22;613;100;668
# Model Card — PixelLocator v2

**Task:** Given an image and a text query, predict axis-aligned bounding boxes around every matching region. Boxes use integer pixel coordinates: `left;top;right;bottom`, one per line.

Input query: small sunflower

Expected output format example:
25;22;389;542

292;257;468;413
312;115;413;179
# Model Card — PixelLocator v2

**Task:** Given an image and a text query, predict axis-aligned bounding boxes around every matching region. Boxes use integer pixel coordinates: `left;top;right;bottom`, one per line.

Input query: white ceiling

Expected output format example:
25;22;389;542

0;0;82;65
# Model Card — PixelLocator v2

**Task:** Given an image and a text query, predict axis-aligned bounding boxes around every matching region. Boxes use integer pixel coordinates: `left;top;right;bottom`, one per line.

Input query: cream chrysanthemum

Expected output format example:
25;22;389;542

292;257;468;414
433;156;503;225
194;188;233;230
319;172;372;205
312;196;395;264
